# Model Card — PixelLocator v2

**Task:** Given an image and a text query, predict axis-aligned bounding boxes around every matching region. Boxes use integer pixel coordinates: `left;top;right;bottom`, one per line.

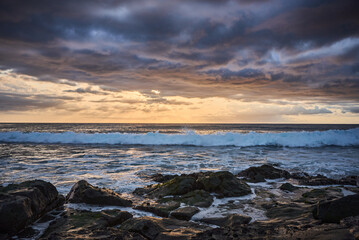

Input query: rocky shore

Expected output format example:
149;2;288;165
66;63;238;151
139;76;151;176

1;164;359;240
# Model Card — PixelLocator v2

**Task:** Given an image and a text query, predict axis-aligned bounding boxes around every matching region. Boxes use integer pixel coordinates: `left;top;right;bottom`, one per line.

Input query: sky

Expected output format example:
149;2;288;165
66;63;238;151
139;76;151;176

0;0;359;123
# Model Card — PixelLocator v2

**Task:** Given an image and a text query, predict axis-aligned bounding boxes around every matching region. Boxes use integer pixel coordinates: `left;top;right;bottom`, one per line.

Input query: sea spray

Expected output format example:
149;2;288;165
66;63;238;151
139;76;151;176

1;128;358;147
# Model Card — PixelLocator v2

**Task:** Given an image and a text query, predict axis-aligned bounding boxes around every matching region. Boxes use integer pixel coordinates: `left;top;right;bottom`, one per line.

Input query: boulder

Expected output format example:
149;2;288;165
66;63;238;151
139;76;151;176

66;180;132;207
135;201;180;217
298;174;338;186
150;173;177;183
170;206;199;221
135;176;197;198
100;209;133;227
135;171;251;199
200;214;251;226
120;216;211;240
238;164;291;182
280;183;298;192
177;190;214;207
197;171;251;198
300;187;343;204
265;202;309;220
0;180;64;236
151;176;196;197
313;194;359;223
41;209;142;240
159;190;214;208
295;174;359;186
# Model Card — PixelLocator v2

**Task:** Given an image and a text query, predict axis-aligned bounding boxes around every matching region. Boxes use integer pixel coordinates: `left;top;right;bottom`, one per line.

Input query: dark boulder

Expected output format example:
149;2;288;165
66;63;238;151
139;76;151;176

150;173;177;183
66;180;132;207
295;174;358;186
170;206;199;221
238;164;291;182
200;214;252;227
266;202;309;220
135;171;251;199
0;180;64;236
158;190;214;208
136;176;197;198
100;209;133;227
197;171;251;198
176;190;214;207
300;188;343;204
41;209;142;240
280;183;298;192
120;216;211;240
134;201;180;217
313;194;359;223
298;174;338;186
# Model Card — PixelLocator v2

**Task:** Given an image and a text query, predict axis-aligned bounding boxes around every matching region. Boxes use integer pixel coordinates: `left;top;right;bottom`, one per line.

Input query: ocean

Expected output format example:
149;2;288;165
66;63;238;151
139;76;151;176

1;123;359;195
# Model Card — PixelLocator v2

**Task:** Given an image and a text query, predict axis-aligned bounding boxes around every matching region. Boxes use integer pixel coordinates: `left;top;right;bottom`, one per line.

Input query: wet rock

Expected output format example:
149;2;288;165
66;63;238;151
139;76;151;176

150;173;177;183
197;171;251;198
135;171;251;199
238;164;291;182
159;190;214;208
45;227;146;240
200;214;251;226
299;187;343;204
42;210;143;240
137;176;197;198
120;216;211;240
341;216;359;239
135;201;180;217
339;176;359;186
100;209;133;227
196;219;357;240
179;189;214;207
297;174;339;186
120;216;165;239
280;183;298;192
0;180;64;236
16;227;40;239
313;194;359;223
170;206;199;221
66;180;132;207
266;202;310;220
295;174;358;186
37;213;56;223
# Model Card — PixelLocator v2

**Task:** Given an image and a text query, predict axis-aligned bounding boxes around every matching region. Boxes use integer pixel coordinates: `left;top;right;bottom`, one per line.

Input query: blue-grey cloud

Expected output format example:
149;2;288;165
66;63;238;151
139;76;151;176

0;0;358;107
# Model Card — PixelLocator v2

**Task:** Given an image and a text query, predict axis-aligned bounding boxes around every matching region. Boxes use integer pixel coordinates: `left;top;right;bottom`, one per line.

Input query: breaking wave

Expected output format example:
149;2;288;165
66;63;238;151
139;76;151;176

0;128;358;147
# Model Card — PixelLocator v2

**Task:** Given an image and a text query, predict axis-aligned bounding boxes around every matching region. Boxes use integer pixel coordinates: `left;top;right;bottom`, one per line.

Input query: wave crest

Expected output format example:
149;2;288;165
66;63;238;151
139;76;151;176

0;128;359;147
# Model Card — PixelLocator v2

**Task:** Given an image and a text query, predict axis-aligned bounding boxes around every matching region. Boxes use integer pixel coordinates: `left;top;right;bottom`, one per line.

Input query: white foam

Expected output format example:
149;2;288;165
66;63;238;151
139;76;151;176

1;128;359;147
192;194;267;223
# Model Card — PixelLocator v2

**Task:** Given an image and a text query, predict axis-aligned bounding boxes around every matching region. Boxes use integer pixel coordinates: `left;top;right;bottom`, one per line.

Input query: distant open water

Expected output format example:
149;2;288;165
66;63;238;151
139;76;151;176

0;123;358;194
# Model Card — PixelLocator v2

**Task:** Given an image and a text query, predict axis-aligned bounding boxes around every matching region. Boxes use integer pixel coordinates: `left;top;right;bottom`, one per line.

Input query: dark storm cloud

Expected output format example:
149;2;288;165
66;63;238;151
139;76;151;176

206;68;265;80
0;92;75;111
0;0;359;109
342;107;359;114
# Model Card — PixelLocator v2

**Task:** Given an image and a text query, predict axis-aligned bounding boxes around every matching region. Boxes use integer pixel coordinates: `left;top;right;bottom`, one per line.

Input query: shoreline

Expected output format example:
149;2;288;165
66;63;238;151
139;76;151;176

1;164;358;239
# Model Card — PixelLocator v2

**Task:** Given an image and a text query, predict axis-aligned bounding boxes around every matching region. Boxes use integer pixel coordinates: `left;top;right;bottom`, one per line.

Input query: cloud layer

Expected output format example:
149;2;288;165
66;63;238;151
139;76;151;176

0;0;358;122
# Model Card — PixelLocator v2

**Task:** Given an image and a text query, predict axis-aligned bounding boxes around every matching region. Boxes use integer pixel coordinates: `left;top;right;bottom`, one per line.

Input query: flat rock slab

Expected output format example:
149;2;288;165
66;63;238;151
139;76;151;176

170;206;199;221
200;214;252;227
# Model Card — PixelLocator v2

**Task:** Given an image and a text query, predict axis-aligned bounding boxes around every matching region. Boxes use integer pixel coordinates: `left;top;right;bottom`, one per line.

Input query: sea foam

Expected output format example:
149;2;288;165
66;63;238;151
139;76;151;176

0;128;358;147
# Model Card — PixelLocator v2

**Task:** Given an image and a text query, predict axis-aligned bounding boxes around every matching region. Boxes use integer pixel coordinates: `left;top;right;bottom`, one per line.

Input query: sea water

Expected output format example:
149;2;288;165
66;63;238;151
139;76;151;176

0;123;358;195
